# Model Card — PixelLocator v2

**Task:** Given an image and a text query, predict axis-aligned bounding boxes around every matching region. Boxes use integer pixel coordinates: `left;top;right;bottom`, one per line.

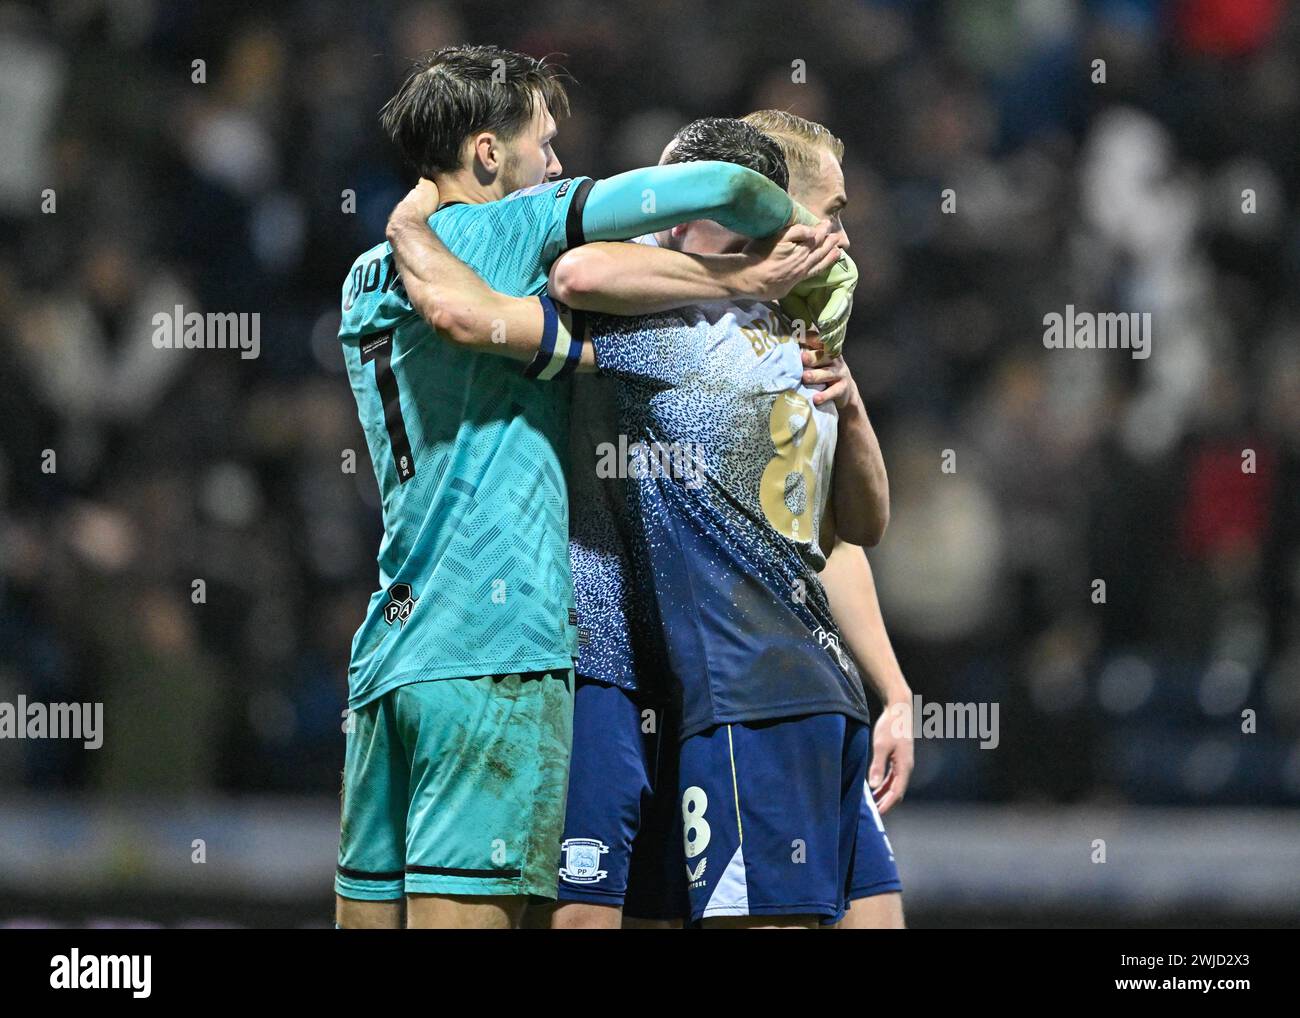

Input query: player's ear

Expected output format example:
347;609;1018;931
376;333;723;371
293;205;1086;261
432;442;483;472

472;131;499;175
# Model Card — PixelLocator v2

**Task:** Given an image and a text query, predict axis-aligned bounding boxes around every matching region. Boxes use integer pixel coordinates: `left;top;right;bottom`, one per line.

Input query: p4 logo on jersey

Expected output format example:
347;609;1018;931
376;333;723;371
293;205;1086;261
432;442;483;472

559;838;609;884
383;583;418;627
814;627;852;673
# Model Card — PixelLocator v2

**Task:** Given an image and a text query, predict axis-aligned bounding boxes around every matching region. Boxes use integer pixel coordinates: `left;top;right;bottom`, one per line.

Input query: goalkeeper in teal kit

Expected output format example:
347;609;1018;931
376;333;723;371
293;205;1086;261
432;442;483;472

334;45;833;929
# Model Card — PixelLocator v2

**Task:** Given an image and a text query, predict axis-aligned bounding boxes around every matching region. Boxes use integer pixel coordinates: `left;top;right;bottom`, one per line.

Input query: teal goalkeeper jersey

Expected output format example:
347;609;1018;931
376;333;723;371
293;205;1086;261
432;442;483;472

339;176;594;709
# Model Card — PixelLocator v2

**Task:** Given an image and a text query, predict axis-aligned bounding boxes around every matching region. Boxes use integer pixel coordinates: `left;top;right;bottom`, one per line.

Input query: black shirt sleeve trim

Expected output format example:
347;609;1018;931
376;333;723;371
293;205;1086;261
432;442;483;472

564;177;595;251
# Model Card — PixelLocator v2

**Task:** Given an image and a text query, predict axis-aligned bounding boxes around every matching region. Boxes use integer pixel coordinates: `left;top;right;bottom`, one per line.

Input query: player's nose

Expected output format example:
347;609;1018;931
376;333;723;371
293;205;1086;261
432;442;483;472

547;153;563;180
835;224;851;251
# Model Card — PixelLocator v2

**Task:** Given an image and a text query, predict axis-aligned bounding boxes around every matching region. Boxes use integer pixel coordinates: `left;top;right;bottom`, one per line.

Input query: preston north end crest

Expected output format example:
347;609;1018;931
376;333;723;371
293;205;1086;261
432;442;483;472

559;838;610;884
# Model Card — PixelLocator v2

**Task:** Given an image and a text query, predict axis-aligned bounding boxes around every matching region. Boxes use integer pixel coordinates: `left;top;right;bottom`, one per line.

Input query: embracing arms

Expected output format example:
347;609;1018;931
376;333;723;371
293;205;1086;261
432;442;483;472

383;182;585;368
384;174;838;365
387;158;838;339
577;160;819;242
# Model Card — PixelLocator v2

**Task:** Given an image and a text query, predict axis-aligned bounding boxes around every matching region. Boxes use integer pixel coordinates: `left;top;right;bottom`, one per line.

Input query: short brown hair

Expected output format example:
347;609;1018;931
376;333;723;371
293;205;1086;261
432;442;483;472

741;110;843;188
381;45;572;177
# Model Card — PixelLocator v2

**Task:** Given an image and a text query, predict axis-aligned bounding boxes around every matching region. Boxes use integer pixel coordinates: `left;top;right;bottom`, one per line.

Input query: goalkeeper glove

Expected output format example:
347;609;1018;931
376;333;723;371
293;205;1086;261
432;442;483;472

779;252;858;359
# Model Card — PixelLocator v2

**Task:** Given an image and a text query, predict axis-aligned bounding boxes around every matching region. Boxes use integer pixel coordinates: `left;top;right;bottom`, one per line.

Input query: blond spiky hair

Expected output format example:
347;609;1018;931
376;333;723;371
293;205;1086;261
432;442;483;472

741;110;843;188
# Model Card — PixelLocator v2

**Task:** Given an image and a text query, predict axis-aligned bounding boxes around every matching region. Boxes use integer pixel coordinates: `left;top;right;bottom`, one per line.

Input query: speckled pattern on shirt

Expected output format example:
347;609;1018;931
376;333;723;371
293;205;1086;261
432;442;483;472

589;298;869;737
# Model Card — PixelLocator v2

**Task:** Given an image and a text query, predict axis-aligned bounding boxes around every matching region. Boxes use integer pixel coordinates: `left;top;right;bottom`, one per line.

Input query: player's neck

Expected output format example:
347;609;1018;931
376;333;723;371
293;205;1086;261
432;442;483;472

434;168;506;207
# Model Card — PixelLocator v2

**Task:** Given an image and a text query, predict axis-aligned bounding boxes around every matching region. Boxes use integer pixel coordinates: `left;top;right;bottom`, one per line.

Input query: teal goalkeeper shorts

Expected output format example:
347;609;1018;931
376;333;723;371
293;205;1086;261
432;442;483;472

335;670;575;901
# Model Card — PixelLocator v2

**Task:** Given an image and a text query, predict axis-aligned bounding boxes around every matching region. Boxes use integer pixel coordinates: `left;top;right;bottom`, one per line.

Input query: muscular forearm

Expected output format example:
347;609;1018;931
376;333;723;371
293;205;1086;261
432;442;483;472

821;542;909;705
386;210;594;370
549;242;761;314
830;383;889;547
552;217;841;316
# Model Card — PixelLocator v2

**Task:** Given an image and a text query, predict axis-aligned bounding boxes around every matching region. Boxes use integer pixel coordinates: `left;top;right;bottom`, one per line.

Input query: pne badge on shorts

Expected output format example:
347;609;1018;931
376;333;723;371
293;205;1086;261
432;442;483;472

559;838;610;884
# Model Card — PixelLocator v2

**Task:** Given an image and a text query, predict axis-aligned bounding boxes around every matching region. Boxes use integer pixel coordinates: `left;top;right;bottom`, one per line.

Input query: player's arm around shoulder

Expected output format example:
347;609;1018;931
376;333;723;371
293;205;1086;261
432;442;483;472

385;180;595;373
547;221;842;316
545;160;836;315
581;161;800;243
384;180;534;348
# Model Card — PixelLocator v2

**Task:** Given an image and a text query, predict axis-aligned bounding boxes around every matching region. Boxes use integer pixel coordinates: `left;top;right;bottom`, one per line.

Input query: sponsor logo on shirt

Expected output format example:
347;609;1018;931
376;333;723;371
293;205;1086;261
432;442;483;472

814;626;851;673
383;582;417;627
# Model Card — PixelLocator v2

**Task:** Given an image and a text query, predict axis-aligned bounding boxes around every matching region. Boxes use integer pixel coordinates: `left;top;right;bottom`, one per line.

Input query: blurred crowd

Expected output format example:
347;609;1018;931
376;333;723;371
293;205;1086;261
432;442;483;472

1;0;1297;805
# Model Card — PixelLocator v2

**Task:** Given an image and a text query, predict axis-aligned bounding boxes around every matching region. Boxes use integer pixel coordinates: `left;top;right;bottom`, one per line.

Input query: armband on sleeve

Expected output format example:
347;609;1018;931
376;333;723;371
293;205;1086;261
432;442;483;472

524;295;587;381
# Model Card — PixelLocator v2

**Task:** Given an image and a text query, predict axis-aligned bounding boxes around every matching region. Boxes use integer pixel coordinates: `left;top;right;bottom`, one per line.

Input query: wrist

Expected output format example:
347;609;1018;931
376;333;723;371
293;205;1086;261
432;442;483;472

729;254;767;299
385;208;423;246
874;676;912;707
834;372;865;414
